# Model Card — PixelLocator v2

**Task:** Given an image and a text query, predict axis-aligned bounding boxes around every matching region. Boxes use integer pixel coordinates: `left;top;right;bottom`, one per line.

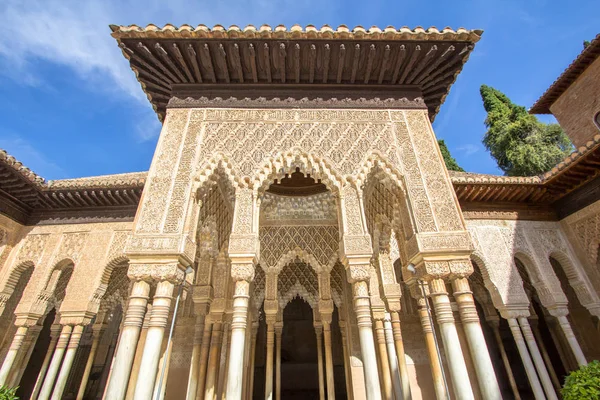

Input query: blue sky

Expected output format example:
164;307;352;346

0;0;597;180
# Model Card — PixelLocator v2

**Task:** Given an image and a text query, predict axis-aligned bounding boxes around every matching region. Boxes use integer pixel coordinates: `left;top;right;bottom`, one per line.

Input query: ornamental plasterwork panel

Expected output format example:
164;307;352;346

197;181;233;253
330;262;345;308
260;192;337;225
259;225;339;271
277;261;319;309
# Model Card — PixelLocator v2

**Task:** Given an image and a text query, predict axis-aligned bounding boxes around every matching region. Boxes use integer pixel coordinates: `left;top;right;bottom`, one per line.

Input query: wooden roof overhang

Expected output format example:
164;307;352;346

110;24;483;121
452;134;600;218
530;33;600;114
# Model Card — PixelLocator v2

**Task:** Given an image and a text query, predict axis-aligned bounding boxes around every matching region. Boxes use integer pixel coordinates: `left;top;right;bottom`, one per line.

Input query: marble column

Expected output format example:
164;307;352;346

31;323;61;400
390;311;412;400
264;319;275;400
126;303;152;400
374;319;393;400
417;299;447;400
51;324;85;400
506;318;544;400
217;323;230;399
195;320;213;399
0;326;28;385
350;278;382;400
11;326;42;386
428;278;474;400
452;277;502;400
186;314;205;400
322;319;336;400
315;324;325;400
105;279;150;400
338;320;353;400
38;324;72;400
518;317;558;400
531;321;561;392
383;316;402;400
205;321;223;400
275;322;283;400
76;324;105;400
247;322;258;400
556;315;587;367
487;319;521;400
134;280;175;400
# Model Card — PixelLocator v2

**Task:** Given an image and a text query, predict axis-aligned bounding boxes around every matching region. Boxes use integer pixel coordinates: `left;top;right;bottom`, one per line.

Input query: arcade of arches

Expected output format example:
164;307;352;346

1;23;600;400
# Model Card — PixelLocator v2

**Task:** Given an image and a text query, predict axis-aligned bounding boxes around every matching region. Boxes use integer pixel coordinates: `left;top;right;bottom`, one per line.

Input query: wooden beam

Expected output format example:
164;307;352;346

351;44;360;84
322;44;331;84
122;44;173;84
406;45;438;84
364;44;376;84
186;44;203;83
398;45;421;84
278;43;286;83
218;44;230;84
232;44;244;83
154;43;186;83
263;43;272;83
248;44;258;83
309;44;316;83
200;44;217;83
378;45;391;84
333;44;346;84
391;45;406;84
420;44;470;87
171;43;193;83
414;45;455;85
294;43;301;83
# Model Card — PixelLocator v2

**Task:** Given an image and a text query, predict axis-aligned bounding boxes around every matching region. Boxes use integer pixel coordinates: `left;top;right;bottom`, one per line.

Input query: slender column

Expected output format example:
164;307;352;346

428;278;473;400
350;278;382;400
11;326;42;387
217;323;230;399
507;318;544;400
126;303;152;400
76;324;105;400
105;279;150;400
322;320;336;400
531;322;561;392
186;313;206;400
338;320;353;400
374;319;393;400
390;311;411;400
38;325;73;400
487;319;521;400
417;299;447;400
275;322;283;400
264;320;275;400
205;321;223;400
134;280;175;400
241;312;252;400
315;324;325;400
31;323;61;400
519;317;558;400
248;322;258;400
556;315;587;366
0;326;28;385
452;277;501;400
195;320;213;399
51;324;85;400
383;316;402;400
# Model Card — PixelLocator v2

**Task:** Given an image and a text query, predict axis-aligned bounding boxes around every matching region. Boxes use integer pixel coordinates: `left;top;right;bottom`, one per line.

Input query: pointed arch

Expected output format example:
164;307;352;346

273;248;325;274
514;251;559;309
549;250;600;308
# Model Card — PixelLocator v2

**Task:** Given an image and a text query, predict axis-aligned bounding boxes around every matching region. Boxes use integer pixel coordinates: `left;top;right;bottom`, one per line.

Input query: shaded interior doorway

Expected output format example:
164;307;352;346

280;297;319;399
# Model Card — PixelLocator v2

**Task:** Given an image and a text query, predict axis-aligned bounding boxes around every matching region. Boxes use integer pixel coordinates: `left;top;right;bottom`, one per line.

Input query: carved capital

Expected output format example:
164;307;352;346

231;262;255;282
128;262;189;284
546;306;569;318
264;299;279;315
319;299;334;316
346;264;370;283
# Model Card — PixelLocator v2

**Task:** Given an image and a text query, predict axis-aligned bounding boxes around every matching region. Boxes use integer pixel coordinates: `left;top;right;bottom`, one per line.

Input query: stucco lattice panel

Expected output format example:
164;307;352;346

330;262;345;307
137;109;190;234
404;111;463;232
197;109;399;181
198;184;233;253
365;180;394;236
15;235;48;266
100;265;129;310
252;266;265;310
343;185;364;235
259;226;339;269
106;231;130;262
53;233;88;264
572;214;600;265
277;261;318;308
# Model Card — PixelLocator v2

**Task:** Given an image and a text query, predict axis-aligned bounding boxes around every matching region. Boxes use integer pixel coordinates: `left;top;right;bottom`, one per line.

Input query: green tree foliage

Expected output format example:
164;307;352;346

0;386;18;400
480;85;572;176
584;40;591;49
437;139;464;172
562;360;600;400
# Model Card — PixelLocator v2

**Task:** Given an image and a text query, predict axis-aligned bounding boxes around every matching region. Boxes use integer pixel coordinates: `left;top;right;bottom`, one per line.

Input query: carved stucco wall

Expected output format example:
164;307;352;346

0;219;134;324
130;107;469;263
466;219;600;317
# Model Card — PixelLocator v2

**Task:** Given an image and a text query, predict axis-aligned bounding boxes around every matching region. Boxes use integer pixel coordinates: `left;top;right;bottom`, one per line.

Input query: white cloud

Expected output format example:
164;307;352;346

457;143;480;156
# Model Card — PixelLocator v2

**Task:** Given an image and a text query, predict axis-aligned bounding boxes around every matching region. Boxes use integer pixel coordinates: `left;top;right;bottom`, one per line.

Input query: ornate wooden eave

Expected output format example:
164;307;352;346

110;23;483;121
530;33;600;114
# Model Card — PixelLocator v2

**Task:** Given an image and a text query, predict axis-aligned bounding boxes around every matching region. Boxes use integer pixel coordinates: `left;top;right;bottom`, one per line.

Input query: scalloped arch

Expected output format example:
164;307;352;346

273;248;324;273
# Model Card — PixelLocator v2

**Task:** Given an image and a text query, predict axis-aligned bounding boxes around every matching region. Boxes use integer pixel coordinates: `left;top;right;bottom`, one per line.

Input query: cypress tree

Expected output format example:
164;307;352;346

480;85;572;176
437;139;464;172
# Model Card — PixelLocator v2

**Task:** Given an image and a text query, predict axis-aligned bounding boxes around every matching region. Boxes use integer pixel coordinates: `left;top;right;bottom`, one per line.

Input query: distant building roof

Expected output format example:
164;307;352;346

530;33;600;114
110;23;483;121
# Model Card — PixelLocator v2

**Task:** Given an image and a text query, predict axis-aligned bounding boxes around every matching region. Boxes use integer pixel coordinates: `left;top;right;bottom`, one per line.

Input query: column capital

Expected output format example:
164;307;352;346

14;313;41;327
192;285;214;306
231;261;256;283
546;306;569;318
345;263;371;284
58;311;95;327
499;305;531;320
127;258;192;284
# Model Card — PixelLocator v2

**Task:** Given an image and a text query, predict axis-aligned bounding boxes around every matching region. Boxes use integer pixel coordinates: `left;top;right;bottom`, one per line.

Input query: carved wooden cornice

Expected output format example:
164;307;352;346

110;23;482;121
